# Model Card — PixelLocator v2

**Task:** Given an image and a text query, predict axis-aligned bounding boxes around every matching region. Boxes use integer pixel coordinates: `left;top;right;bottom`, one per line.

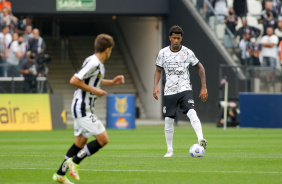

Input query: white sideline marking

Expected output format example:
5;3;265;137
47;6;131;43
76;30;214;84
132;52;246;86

1;168;281;174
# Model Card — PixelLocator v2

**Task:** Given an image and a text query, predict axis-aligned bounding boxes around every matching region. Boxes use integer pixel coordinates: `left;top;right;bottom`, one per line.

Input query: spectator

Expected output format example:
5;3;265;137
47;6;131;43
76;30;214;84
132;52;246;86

269;0;279;17
262;10;278;35
20;51;39;93
234;18;261;42
277;0;282;17
10;32;18;46
247;36;262;66
239;32;251;66
274;18;282;43
279;39;282;66
203;0;214;23
0;35;7;77
0;0;11;13
260;27;279;68
14;15;33;35
260;1;277;24
196;0;204;13
0;26;12;48
28;28;46;54
6;34;25;77
23;25;32;48
223;8;238;60
233;0;248;18
213;0;228;25
0;7;13;30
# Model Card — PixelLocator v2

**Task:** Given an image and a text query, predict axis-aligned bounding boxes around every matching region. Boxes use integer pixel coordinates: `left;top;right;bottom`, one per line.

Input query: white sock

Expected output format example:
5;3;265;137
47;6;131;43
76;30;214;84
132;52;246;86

164;117;174;152
187;109;203;143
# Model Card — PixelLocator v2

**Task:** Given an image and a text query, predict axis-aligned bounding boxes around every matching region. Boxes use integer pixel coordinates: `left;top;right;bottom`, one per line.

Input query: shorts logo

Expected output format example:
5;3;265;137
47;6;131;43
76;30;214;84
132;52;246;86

163;106;166;114
188;99;194;104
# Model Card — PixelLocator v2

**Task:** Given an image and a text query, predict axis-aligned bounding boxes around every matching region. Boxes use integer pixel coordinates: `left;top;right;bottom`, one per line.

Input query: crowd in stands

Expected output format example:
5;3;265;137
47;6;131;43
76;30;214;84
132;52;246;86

0;0;46;93
196;0;282;69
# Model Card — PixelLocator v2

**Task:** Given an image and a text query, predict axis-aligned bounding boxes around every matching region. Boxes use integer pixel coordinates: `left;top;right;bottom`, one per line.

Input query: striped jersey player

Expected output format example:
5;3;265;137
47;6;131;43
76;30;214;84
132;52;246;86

53;34;124;184
153;25;208;157
71;54;105;118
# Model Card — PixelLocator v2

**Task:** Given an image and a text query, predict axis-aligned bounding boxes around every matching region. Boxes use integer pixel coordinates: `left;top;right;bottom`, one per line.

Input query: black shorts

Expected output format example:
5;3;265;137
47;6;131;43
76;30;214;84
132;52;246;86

163;90;195;118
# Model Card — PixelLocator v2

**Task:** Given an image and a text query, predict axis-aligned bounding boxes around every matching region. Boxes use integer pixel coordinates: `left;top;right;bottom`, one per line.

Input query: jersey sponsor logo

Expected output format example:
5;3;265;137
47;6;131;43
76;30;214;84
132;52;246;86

167;68;185;75
163;106;166;114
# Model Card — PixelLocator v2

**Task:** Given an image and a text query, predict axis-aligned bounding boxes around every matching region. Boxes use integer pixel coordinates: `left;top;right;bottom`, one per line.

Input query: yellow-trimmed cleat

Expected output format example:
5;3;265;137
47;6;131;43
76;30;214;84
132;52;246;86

52;173;74;184
66;158;80;180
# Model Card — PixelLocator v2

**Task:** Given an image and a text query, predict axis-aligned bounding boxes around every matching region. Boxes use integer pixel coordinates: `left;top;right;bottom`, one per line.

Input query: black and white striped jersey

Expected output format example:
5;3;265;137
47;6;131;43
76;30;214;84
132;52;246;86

71;54;105;118
156;46;199;96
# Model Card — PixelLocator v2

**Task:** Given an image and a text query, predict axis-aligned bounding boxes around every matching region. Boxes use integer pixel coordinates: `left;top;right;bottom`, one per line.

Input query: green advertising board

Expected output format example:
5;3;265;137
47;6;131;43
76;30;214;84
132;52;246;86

57;0;96;11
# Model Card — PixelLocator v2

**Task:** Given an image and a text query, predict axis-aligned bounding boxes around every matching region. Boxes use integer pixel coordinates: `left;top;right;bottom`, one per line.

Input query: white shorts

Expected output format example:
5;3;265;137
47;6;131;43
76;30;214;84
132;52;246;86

74;113;106;138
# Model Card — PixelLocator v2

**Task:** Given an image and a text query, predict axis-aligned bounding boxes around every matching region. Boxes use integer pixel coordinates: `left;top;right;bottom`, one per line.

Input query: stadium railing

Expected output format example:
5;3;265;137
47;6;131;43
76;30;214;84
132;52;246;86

0;76;47;93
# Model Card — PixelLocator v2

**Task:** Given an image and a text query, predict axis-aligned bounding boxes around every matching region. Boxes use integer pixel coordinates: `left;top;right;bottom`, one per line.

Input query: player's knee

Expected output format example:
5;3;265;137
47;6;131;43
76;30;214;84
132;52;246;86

187;109;200;123
97;134;109;147
165;117;174;133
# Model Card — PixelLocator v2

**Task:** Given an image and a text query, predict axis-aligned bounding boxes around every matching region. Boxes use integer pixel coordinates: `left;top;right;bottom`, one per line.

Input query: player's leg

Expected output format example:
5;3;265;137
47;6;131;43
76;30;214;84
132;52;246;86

163;94;178;157
53;120;87;183
179;91;207;149
67;114;106;180
187;109;207;148
72;131;108;164
53;142;83;183
164;117;174;157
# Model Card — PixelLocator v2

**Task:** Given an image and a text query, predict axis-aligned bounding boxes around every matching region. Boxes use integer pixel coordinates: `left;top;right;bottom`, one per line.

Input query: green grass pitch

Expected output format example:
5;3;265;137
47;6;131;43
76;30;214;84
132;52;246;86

0;124;282;184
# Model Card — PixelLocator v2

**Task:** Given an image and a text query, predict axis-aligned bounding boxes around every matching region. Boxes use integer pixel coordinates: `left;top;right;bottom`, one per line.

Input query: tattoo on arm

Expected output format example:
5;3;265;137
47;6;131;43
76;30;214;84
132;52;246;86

195;62;206;87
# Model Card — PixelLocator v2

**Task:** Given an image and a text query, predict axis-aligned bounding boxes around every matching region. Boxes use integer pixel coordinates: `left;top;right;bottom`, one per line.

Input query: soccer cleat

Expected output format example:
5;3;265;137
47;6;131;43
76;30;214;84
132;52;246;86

164;150;173;157
66;158;80;180
52;173;74;184
199;139;207;149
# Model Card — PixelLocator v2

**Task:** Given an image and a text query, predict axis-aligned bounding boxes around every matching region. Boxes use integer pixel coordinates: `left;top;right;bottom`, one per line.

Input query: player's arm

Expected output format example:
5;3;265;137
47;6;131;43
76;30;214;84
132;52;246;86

194;62;208;102
70;75;107;97
102;75;125;86
153;66;162;100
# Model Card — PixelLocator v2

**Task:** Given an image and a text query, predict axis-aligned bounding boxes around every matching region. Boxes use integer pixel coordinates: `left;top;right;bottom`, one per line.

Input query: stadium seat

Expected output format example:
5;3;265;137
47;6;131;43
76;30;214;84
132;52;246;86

247;0;262;16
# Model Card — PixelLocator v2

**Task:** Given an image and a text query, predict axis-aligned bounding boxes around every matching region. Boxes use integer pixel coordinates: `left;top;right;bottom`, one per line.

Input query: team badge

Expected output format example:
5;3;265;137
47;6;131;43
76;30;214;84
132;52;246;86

163;106;166;114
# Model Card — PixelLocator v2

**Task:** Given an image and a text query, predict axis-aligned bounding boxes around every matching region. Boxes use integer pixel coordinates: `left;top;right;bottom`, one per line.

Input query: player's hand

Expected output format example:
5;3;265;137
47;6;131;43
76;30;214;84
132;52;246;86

153;86;161;100
92;88;108;97
112;75;125;85
199;86;208;102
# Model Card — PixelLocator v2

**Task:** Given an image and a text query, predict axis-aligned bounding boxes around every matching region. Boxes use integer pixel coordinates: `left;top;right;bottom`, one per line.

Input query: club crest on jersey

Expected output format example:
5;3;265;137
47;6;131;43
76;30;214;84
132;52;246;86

163;106;166;114
179;54;186;61
98;74;103;78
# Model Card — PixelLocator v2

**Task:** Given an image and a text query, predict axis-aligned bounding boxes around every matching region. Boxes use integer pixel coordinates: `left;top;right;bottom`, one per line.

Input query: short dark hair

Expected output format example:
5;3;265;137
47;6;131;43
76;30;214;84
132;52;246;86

169;25;184;36
94;34;115;53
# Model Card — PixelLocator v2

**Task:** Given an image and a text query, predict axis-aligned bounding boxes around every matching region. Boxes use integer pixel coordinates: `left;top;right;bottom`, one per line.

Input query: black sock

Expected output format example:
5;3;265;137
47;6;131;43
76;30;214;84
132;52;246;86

73;140;102;164
57;143;82;175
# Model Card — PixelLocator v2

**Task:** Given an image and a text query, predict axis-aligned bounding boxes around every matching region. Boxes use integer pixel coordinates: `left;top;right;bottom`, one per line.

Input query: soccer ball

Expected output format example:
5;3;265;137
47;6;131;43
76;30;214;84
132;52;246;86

189;144;205;157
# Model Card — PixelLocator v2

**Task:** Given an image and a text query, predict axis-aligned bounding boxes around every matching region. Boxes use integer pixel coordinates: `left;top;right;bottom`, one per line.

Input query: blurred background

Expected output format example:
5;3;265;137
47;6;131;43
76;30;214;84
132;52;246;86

1;0;282;129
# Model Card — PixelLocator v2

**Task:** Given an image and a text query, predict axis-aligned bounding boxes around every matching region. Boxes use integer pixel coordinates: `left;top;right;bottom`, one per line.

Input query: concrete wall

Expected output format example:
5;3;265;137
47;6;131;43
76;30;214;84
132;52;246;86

117;17;162;118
